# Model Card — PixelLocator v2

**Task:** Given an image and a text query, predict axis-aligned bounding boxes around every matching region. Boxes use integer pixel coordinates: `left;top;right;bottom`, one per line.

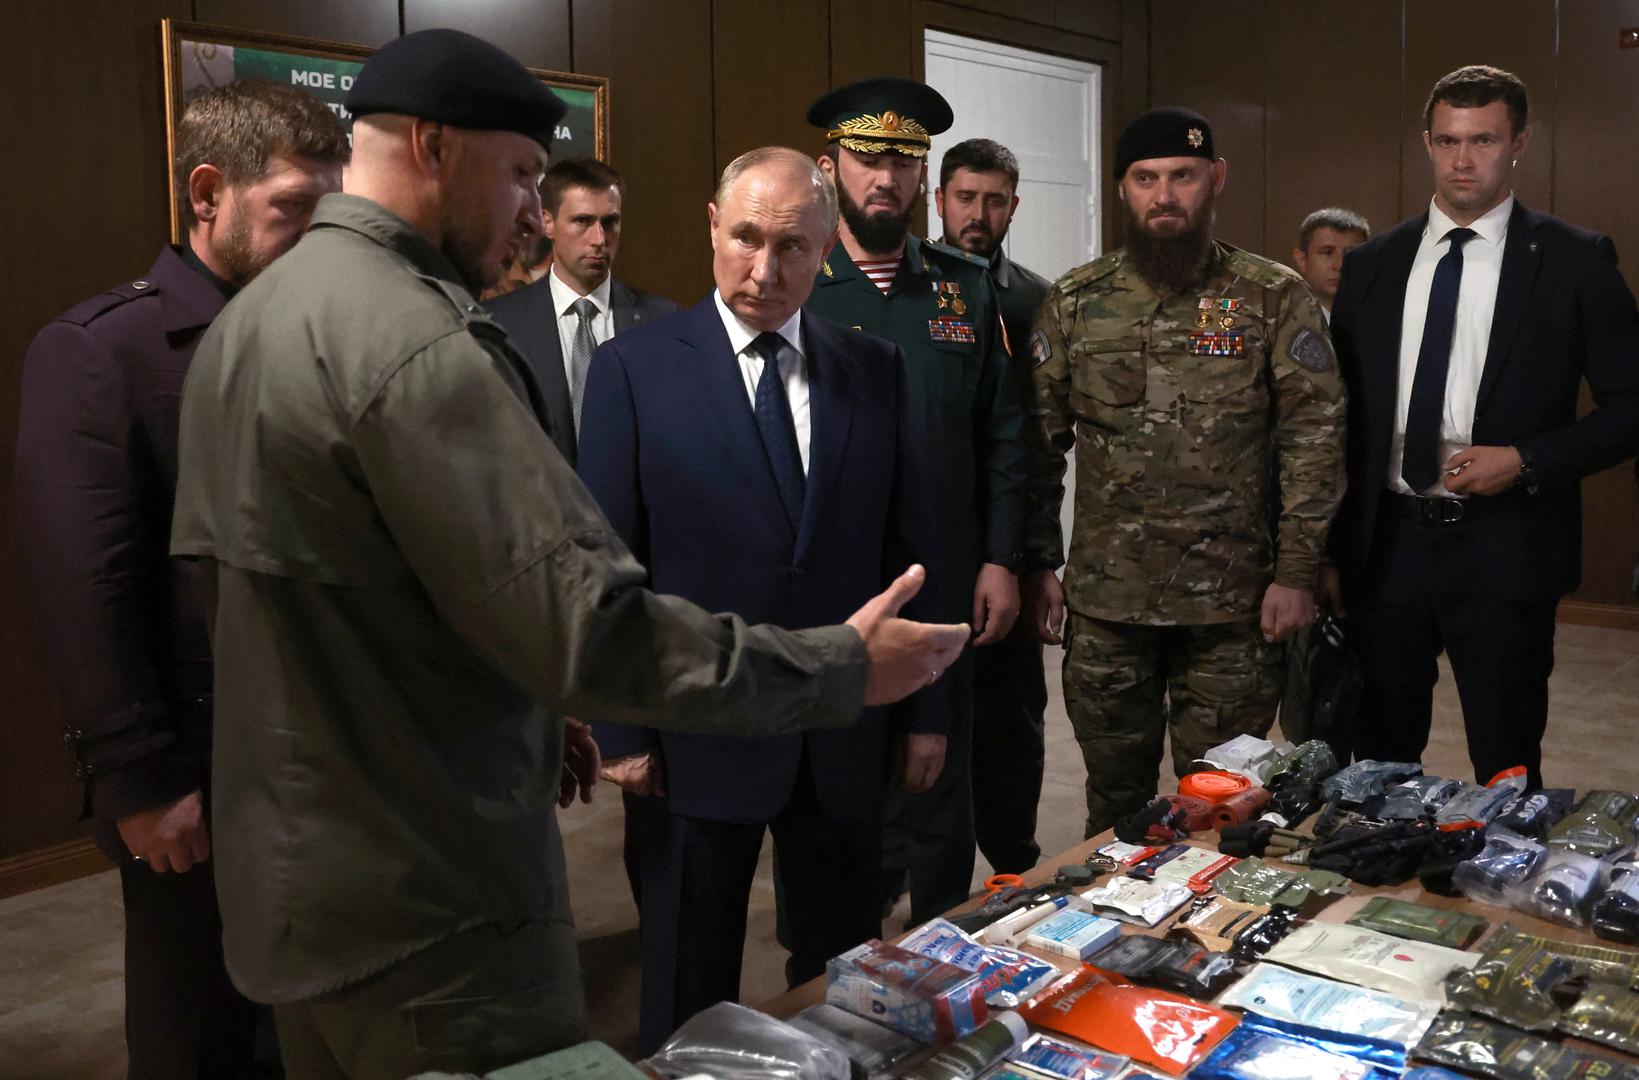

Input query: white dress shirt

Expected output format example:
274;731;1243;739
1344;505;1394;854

549;266;615;386
713;290;811;474
1389;194;1513;497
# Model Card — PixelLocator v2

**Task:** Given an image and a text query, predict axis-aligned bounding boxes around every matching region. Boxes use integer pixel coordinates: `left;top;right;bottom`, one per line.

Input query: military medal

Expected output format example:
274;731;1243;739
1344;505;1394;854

1195;311;1212;328
1220;315;1236;330
928;316;976;343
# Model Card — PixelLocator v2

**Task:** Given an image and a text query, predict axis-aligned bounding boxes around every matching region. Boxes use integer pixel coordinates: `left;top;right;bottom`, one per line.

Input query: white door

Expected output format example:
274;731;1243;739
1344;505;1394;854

923;29;1102;281
923;30;1102;578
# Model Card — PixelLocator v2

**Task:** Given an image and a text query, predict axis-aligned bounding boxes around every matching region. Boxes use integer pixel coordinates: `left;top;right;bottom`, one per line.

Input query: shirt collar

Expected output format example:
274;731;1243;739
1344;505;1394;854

308;193;467;287
712;290;804;358
548;264;613;318
1427;193;1513;248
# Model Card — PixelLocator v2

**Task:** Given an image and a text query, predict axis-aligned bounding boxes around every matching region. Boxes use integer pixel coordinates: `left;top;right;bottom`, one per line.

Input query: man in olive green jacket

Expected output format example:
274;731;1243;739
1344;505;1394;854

169;30;967;1080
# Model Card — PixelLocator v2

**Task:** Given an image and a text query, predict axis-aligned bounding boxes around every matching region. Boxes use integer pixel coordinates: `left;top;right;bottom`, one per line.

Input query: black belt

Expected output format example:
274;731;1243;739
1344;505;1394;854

1387;492;1469;526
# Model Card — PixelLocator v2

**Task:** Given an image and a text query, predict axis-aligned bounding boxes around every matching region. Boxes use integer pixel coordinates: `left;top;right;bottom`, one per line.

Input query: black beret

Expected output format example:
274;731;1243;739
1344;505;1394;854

1114;107;1215;180
346;29;567;151
807;77;953;158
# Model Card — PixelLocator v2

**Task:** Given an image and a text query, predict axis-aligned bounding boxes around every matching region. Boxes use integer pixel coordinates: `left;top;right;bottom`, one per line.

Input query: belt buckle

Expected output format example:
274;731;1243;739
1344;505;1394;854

1418;497;1465;526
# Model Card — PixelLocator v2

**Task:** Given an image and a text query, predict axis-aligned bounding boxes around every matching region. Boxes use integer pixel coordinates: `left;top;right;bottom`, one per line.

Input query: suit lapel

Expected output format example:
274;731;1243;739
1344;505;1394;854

1475;202;1544;413
678;300;797;549
794;317;853;563
513;277;575;454
611;279;645;334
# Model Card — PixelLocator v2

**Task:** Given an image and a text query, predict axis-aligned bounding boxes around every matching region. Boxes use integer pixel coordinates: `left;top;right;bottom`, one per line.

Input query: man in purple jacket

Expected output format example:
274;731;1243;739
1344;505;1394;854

15;80;346;1078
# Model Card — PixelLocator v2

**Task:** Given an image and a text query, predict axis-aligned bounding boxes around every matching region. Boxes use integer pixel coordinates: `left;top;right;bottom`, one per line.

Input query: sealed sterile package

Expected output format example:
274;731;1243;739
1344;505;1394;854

644;1001;853;1080
1264;740;1338;793
1262;923;1477;1003
1227;908;1301;963
1025;908;1124;964
1451;827;1547;905
1078;876;1192;928
1097;841;1163;866
1560;981;1639;1056
1185;1023;1394;1080
1175;896;1269;953
1234;1014;1407;1072
789;1004;925;1079
1320;761;1422;805
1217;962;1442;1053
1345;897;1487;949
1508;848;1607;927
1443;938;1576;1031
1196;734;1285;784
1084;934;1237;998
1549;790;1639;858
1594;856;1639;944
900;918;1062;1010
1414;1010;1639;1080
1484;922;1639;989
1131;847;1239;895
1433;767;1527;830
1492;788;1575;839
1212;856;1347;907
1360;785;1434;822
1006;1033;1129;1080
1401;1070;1469;1080
1401;776;1465;812
1019;965;1238;1076
826;939;989;1042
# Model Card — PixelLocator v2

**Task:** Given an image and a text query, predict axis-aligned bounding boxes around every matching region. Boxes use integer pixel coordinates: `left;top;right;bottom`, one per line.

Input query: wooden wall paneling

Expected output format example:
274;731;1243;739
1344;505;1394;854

1399;0;1556;220
0;0;192;862
830;0;916;86
404;0;572;71
1054;0;1123;40
712;0;831;172
1555;0;1639;609
1145;0;1266;253
942;0;1059;31
1120;0;1149;122
573;0;716;303
1262;0;1402;262
191;0;399;46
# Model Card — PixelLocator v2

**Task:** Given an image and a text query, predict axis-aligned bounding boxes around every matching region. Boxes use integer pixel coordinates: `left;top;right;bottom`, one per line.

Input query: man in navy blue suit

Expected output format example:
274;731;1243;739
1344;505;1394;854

578;147;947;1051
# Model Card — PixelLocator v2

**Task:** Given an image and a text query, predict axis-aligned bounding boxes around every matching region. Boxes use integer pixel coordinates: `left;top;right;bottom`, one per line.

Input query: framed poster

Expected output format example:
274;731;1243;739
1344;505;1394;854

161;19;610;241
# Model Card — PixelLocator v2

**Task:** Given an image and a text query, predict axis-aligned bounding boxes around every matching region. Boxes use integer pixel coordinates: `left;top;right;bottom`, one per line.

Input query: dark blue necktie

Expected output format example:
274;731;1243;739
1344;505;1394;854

1402;226;1478;493
751;331;805;529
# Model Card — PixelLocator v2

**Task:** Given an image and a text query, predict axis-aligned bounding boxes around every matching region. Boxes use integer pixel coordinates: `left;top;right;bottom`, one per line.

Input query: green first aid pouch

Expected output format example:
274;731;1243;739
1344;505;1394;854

1444;938;1577;1032
1347;897;1487;949
1213;856;1348;907
1561;981;1639;1056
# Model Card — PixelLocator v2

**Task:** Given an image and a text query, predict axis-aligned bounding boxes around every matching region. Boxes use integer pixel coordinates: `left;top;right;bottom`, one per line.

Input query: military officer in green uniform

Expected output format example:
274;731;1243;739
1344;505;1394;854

933;136;1053;874
169;32;970;1078
807;78;1030;924
1023;108;1346;838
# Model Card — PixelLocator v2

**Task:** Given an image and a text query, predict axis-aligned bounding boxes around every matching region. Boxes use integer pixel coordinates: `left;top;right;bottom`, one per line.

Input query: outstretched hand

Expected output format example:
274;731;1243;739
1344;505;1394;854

846;565;970;706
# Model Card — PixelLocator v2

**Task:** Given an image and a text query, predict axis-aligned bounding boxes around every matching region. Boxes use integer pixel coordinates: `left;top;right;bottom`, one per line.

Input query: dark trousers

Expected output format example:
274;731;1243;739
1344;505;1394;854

881;648;976;927
1349;503;1558;788
119;857;264;1079
273;920;583;1080
971;619;1047;874
634;756;882;1056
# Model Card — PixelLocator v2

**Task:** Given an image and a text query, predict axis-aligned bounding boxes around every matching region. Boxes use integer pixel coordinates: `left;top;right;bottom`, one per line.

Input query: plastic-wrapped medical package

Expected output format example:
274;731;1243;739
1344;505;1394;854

1345;897;1487;949
643;1001;853;1079
1018;966;1238;1076
1451;828;1547;906
1560;981;1639;1056
1185;1022;1396;1080
1507;848;1607;927
788;1004;924;1079
825;939;989;1042
1217;962;1441;1054
900;918;1063;1008
1261;923;1477;1003
1083;933;1238;998
1443;935;1577;1031
1077;877;1192;928
1414;1011;1639;1080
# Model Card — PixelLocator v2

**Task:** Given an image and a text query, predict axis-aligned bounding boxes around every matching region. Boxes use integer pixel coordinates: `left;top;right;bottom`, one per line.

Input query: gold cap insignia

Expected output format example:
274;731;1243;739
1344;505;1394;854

1186;127;1204;149
828;111;932;157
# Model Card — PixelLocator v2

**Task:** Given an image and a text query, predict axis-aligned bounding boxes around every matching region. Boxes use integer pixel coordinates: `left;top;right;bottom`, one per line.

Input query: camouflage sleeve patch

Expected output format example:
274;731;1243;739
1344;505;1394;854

1288;327;1334;372
1029;329;1052;368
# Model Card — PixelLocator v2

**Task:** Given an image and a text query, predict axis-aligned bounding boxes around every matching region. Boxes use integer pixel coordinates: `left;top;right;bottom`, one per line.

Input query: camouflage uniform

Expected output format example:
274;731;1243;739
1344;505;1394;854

1025;240;1346;836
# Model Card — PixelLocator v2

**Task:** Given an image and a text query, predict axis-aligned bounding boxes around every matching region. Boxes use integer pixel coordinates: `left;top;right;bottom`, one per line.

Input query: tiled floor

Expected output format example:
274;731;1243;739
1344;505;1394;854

3;623;1635;1078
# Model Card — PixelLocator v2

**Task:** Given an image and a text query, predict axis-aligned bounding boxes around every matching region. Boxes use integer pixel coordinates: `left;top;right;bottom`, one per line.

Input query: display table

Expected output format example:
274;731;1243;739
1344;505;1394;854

759;826;1639;1067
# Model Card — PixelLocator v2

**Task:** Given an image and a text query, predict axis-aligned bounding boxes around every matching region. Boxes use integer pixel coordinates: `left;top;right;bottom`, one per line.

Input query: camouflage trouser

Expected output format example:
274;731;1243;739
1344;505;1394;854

1062;613;1281;838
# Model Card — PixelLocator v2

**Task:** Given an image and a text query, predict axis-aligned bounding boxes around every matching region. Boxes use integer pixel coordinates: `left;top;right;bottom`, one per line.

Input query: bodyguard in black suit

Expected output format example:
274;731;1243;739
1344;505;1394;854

486;158;678;462
1323;66;1639;787
15;82;347;1078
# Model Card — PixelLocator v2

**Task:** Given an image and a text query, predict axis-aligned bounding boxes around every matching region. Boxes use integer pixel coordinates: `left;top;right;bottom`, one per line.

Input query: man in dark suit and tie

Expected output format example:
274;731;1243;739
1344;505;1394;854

578;146;946;1052
487;158;678;461
1322;65;1639;787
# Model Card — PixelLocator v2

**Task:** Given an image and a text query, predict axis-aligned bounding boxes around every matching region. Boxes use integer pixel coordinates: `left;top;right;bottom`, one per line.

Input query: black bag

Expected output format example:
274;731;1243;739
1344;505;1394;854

1279;613;1362;763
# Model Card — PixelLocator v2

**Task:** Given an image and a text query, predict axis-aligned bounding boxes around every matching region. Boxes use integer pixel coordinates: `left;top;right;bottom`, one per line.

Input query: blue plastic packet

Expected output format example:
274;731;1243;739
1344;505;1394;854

1237;1013;1406;1070
1190;1025;1399;1080
899;917;1059;1008
1402;1070;1470;1080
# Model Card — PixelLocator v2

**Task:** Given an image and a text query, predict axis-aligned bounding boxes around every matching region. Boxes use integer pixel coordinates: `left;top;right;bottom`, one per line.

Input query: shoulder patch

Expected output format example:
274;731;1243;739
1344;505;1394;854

1028;329;1052;368
923;237;989;268
1288;327;1335;373
1055;250;1123;294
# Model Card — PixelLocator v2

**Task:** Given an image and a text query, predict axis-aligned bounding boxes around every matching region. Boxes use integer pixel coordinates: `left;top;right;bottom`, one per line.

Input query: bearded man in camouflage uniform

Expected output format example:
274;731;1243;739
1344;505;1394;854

1022;108;1346;837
